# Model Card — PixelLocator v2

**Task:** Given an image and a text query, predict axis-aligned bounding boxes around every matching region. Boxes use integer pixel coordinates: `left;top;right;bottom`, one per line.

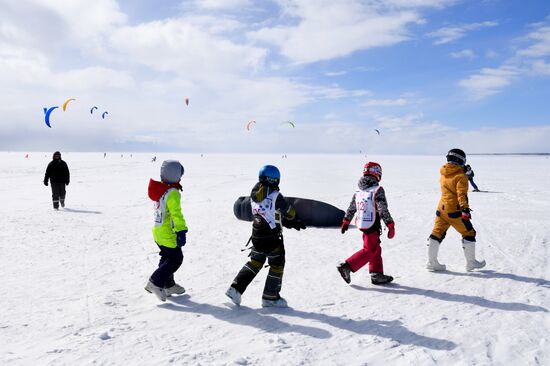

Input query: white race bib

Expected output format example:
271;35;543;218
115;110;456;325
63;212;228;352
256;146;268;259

354;186;380;230
251;191;280;229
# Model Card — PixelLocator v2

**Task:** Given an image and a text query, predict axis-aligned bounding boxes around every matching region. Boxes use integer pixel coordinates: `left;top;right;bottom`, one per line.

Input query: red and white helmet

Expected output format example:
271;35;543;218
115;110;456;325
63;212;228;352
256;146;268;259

363;162;382;181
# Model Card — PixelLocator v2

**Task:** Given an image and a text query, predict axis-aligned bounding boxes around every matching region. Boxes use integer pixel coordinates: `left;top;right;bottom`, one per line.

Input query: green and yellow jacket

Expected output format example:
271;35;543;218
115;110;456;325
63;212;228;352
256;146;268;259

148;179;188;248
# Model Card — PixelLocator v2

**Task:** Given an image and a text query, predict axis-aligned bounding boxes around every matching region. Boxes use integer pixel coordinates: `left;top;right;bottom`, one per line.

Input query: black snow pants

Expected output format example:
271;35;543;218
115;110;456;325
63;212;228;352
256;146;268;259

51;182;66;209
150;244;183;288
231;234;286;300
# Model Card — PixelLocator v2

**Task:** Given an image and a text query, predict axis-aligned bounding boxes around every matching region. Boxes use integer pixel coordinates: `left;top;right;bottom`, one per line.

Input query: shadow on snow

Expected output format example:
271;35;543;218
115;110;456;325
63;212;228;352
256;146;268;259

62;208;102;214
161;295;456;351
436;269;550;288
350;282;548;313
159;296;330;339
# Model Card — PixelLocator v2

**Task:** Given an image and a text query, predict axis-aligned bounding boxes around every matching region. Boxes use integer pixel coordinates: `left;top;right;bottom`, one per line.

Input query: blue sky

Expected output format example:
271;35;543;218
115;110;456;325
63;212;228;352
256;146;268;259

1;0;549;153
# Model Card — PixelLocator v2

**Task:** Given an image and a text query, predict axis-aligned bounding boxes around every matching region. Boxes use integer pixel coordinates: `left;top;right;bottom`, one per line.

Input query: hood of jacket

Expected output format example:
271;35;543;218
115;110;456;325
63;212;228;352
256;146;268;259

358;175;379;190
148;179;182;201
251;181;279;203
440;163;464;178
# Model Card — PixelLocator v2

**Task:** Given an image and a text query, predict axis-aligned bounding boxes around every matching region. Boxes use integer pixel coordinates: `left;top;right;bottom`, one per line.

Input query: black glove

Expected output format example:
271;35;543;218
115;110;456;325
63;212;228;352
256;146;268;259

461;208;472;221
282;217;293;229
176;230;187;247
66;182;69;186
293;219;306;231
282;217;306;231
43;180;48;186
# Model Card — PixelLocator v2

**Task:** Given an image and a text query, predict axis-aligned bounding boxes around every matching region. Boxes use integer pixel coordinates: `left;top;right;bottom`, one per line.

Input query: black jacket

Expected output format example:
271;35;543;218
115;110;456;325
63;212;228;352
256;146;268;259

250;182;296;239
44;160;70;184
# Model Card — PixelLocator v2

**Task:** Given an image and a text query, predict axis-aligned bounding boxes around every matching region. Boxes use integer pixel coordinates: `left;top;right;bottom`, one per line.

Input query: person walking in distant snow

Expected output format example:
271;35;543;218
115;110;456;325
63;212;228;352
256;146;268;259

43;151;70;210
337;162;395;285
225;165;306;308
426;149;486;272
145;160;188;302
464;164;480;192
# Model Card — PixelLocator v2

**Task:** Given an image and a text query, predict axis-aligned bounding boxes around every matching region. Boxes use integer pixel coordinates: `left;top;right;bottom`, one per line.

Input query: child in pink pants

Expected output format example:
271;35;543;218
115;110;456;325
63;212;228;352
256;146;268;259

337;162;395;285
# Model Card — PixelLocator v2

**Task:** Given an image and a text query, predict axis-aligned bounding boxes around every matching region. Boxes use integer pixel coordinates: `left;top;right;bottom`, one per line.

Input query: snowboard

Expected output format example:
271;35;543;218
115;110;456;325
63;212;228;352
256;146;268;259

233;196;345;228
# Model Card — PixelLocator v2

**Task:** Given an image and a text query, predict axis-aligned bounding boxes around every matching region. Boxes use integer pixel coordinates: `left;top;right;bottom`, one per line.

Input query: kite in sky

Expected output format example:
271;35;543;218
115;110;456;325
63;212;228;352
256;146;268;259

43;106;59;128
62;98;76;112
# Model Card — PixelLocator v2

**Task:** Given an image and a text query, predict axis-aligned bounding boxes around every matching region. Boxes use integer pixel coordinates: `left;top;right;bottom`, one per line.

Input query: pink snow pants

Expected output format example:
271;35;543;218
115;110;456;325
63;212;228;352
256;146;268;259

346;230;383;273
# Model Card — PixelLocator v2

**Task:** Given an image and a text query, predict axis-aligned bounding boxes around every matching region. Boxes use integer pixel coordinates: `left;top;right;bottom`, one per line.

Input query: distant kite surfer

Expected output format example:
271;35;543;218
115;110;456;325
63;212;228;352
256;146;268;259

464;165;480;192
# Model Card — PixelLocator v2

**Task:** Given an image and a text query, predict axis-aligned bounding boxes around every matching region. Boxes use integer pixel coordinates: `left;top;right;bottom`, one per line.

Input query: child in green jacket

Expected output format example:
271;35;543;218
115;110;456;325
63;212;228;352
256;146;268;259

145;160;188;302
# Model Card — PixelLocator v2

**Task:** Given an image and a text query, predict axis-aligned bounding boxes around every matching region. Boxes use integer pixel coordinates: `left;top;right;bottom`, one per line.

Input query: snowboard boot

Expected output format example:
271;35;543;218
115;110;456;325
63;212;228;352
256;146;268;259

53;200;59;210
231;259;263;295
60;199;65;208
337;262;351;284
262;296;288;308
225;286;242;306
165;283;186;296
462;239;486;272
262;266;284;301
370;272;394;285
145;280;166;302
426;237;446;271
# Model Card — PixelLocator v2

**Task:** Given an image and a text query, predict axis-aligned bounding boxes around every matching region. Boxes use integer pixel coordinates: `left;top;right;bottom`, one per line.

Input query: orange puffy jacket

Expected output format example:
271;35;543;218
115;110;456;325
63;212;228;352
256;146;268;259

437;163;469;214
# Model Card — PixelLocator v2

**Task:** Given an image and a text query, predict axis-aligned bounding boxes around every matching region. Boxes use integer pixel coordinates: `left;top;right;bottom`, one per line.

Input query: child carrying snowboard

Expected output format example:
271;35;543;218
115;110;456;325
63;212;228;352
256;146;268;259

226;165;306;308
337;162;395;285
145;160;188;301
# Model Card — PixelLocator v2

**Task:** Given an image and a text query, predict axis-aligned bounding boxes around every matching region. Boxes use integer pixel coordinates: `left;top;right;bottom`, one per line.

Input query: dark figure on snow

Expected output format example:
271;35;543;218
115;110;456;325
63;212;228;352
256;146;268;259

225;165;306;308
43;151;70;210
464;164;480;192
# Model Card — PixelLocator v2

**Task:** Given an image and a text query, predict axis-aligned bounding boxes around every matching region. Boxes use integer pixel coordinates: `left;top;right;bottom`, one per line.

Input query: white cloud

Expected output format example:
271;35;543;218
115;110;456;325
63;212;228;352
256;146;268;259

458;66;521;99
384;0;456;8
363;98;409;107
531;60;550;75
485;48;499;59
108;18;267;76
248;0;424;64
450;49;475;59
517;26;550;58
459;21;550;99
311;85;371;99
191;0;252;10
325;71;347;77
427;21;498;45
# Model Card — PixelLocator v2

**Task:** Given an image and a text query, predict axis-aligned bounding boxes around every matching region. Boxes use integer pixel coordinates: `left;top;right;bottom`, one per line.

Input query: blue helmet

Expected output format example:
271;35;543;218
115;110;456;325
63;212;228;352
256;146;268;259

259;165;280;185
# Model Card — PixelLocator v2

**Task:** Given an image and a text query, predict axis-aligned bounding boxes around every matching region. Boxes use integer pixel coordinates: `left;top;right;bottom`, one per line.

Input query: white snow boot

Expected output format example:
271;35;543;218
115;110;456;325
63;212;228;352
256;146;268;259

225;286;241;306
462;239;486;271
145;280;166;302
426;237;446;271
165;283;186;296
262;297;288;308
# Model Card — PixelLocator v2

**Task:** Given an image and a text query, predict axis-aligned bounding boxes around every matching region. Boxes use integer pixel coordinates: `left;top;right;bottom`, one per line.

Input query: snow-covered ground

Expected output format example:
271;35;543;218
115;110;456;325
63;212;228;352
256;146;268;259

1;152;549;366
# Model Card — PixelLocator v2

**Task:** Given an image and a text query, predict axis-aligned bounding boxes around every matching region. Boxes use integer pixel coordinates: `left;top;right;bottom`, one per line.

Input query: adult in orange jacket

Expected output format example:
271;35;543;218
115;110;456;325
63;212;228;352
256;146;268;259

427;149;486;272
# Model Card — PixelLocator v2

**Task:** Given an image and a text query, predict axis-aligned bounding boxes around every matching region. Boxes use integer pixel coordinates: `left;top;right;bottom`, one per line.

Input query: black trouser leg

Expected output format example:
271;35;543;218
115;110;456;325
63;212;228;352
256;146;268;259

262;245;285;300
150;245;183;288
51;183;64;209
158;253;176;288
231;248;266;294
59;184;66;206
